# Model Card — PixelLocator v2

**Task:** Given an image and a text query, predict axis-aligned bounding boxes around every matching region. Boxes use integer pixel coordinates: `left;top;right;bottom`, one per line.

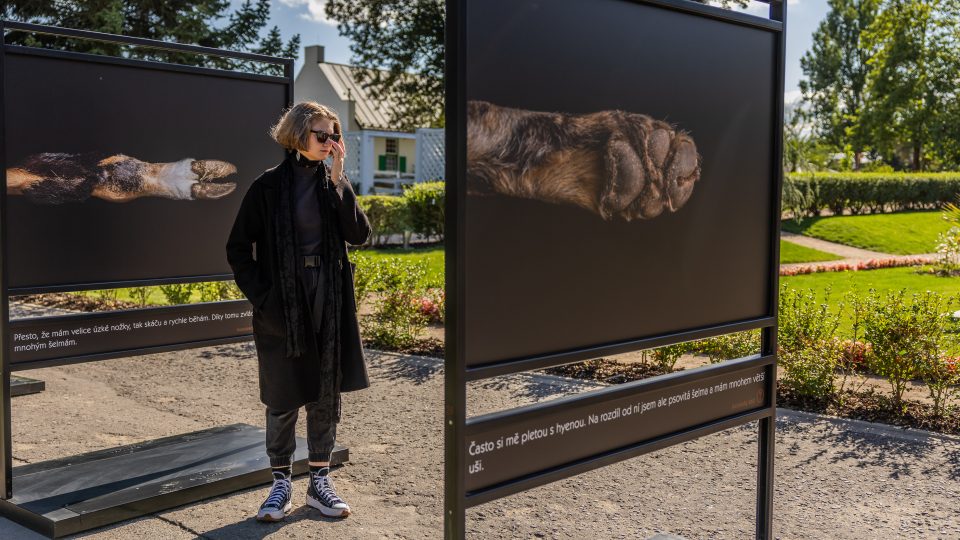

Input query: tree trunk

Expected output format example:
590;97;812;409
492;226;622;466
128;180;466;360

913;141;922;171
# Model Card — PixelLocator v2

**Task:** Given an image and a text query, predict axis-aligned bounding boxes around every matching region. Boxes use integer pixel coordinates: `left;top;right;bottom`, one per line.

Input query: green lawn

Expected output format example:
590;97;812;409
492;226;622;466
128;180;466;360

779;240;841;264
782;211;952;255
781;266;960;337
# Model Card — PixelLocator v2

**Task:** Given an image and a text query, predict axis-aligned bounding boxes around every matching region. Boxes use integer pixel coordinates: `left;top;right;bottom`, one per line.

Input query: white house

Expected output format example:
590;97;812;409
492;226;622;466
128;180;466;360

293;45;443;195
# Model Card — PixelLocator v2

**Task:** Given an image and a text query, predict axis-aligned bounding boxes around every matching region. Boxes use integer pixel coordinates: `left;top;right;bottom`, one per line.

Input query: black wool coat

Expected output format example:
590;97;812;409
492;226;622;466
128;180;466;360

225;158;372;411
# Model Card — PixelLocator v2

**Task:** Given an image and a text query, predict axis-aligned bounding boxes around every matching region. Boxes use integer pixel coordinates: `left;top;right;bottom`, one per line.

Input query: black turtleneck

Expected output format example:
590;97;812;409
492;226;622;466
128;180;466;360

293;155;324;256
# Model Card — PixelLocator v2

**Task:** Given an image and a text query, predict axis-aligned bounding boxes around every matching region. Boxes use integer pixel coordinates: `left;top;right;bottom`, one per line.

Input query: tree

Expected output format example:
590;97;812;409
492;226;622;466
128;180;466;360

2;0;300;76
325;0;444;131
783;103;834;172
798;0;880;170
860;0;959;171
322;0;748;131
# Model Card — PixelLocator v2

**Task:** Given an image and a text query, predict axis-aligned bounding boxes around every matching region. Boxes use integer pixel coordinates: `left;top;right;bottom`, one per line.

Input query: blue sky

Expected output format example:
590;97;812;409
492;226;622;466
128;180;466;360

253;0;829;105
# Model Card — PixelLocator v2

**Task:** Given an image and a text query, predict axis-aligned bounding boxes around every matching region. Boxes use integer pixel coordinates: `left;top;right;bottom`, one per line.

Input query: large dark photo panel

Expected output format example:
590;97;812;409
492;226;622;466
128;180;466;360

464;0;777;366
3;51;286;291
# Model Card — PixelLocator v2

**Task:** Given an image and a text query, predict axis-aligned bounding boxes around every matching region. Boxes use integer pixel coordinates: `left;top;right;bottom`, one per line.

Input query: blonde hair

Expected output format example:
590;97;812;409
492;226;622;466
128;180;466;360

269;101;342;152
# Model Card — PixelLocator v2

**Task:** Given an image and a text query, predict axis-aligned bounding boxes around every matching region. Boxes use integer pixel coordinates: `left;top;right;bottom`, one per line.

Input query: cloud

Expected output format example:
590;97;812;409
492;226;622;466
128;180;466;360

784;89;803;104
277;0;336;25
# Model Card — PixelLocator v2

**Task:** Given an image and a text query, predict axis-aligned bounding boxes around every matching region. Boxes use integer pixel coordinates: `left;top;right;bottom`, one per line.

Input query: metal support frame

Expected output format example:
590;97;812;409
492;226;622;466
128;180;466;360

444;0;787;538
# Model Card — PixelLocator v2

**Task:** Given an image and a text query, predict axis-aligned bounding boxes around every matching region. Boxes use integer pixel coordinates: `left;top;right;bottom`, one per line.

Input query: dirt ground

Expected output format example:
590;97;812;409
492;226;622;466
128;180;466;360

1;303;959;539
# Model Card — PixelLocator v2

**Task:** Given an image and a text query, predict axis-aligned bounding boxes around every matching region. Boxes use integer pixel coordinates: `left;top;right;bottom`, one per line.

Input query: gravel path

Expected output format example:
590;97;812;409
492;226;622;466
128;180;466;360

0;340;958;539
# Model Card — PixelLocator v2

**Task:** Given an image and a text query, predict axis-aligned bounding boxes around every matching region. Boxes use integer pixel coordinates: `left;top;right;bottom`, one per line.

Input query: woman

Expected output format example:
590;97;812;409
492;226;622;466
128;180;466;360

225;101;372;522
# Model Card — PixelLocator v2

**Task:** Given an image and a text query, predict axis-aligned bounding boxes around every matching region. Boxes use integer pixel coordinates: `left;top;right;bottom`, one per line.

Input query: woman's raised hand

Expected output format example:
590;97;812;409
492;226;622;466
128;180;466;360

331;137;347;162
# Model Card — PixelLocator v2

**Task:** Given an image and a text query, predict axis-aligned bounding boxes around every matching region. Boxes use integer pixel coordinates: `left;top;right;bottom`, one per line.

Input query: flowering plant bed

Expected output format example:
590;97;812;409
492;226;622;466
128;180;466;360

778;386;960;435
780;256;934;276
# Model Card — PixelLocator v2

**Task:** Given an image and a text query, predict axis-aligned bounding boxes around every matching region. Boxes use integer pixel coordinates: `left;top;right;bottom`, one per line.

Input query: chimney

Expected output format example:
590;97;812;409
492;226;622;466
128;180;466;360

304;45;325;66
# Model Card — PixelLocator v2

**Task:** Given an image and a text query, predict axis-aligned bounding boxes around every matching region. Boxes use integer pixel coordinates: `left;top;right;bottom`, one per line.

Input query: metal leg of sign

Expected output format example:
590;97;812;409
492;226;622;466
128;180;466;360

444;0;466;536
0;17;13;502
756;327;777;539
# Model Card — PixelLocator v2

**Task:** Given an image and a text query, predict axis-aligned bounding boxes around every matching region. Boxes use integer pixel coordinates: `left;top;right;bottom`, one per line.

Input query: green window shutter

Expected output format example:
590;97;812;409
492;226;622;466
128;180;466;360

399;156;407;173
378;155;386;171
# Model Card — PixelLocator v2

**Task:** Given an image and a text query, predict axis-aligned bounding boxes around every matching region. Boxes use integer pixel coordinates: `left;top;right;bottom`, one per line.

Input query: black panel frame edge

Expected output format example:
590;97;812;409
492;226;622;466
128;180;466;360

446;0;786;538
3;44;289;85
2;20;289;66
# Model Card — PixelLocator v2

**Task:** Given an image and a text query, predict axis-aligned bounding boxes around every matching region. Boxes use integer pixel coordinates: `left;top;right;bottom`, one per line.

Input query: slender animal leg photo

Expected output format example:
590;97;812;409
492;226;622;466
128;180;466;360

6;152;238;204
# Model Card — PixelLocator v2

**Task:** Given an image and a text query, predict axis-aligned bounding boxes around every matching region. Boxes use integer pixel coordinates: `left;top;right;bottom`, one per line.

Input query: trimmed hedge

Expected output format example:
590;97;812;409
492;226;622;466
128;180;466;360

784;172;960;218
358;195;410;246
356;181;445;246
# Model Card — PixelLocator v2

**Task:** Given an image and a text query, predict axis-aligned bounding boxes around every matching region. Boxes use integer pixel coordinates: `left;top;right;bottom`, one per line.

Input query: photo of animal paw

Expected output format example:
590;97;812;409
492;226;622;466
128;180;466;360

466;100;701;221
6;152;238;204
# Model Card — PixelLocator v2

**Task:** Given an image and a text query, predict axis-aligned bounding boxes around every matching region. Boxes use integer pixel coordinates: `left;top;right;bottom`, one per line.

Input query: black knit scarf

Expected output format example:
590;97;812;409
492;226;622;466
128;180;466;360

275;150;344;422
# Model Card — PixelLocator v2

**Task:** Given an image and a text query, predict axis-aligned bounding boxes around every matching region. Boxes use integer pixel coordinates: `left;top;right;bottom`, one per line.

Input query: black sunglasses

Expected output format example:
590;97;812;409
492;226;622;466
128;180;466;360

310;129;342;143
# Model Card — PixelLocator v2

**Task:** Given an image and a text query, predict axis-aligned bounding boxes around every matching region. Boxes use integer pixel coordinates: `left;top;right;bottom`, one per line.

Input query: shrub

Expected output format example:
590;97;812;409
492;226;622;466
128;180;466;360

693;330;761;363
359;258;431;350
777;286;843;399
357;195;410;246
934;201;960;276
402;181;444;241
197;282;234;302
783;172;960;219
416;287;445;324
96;288;119;302
859;290;954;406
128;286;153;307
650;343;689;372
934;227;960;276
159;283;198;305
922;354;960;415
350;253;377;307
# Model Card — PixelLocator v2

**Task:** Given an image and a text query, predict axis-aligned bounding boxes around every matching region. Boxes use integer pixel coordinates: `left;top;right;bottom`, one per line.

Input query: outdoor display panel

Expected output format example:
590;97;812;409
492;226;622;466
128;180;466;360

0;22;343;538
446;0;786;538
3;46;286;293
463;0;777;371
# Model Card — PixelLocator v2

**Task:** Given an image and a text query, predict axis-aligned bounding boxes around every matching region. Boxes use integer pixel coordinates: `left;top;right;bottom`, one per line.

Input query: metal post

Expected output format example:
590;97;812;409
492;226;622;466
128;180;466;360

757;0;786;538
444;0;466;537
0;18;12;500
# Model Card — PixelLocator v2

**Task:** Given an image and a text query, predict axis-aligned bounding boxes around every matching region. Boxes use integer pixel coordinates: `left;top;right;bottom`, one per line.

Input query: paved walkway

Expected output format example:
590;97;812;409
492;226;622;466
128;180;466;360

780;231;890;259
779;231;938;273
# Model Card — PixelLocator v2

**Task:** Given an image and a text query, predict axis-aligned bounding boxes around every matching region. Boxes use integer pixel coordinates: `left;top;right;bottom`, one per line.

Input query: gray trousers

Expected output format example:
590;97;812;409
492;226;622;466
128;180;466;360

265;259;338;466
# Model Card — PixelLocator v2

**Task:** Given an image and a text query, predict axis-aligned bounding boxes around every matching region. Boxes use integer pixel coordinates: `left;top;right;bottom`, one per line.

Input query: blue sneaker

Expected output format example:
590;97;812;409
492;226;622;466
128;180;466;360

306;471;351;517
256;473;293;522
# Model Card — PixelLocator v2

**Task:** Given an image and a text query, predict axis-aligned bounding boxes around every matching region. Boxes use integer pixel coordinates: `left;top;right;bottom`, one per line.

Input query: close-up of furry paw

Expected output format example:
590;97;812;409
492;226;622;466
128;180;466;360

466;100;701;221
6;152;238;204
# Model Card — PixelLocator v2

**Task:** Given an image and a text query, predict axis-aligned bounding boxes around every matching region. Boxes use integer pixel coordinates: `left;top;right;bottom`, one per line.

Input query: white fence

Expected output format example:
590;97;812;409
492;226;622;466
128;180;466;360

415;127;445;183
341;128;445;195
342;132;362;187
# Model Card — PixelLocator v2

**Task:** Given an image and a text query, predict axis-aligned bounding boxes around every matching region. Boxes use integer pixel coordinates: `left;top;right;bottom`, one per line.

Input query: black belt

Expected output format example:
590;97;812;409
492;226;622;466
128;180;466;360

303;255;323;267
